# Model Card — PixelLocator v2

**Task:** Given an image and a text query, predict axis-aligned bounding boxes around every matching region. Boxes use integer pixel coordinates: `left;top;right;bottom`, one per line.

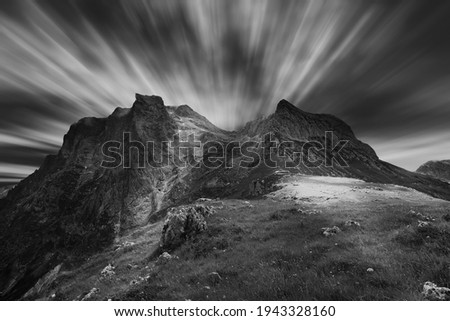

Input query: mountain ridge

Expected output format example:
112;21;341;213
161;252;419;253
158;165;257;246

1;93;449;299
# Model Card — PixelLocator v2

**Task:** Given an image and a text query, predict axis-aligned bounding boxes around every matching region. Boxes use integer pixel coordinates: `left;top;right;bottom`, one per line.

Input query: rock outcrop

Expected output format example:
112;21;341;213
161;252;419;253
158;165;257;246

160;204;214;251
321;226;342;237
100;264;116;279
422;281;450;301
156;252;178;265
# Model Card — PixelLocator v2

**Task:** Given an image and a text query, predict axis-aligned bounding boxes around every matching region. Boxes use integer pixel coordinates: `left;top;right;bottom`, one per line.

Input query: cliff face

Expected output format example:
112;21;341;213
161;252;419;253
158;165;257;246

0;94;449;299
417;160;450;182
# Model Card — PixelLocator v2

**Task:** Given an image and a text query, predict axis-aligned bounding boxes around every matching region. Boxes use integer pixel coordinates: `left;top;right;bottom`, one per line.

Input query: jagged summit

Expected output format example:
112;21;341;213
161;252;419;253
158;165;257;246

134;93;164;106
275;99;303;114
132;93;169;118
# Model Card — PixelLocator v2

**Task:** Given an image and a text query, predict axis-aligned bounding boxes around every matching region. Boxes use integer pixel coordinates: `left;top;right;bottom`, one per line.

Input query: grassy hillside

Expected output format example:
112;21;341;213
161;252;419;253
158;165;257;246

37;175;450;301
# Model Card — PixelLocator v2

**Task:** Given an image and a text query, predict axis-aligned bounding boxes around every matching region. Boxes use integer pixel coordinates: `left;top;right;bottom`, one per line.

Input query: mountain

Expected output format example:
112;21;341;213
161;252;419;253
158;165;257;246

416;160;450;182
0;94;449;299
236;99;450;197
0;94;223;299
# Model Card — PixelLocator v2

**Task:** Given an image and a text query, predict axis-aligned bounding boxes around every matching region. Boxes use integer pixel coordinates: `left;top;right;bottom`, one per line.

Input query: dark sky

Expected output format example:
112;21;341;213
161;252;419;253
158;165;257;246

1;0;449;184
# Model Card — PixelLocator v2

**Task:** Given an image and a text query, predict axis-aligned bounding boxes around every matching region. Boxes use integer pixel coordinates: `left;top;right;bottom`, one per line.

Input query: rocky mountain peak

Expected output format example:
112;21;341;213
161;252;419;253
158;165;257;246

275;99;302;114
134;93;164;106
174;104;196;117
132;94;168;117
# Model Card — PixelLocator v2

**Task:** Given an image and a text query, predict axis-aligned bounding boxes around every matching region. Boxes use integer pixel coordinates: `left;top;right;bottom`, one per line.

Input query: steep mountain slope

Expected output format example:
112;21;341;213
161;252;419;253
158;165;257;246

0;94;226;299
0;94;449;300
417;160;450;182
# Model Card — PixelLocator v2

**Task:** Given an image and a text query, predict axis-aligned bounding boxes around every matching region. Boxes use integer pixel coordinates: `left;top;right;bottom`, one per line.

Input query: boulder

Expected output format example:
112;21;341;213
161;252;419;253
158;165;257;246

321;226;341;237
422;281;450;301
160;204;213;250
344;220;361;227
156;252;178;265
409;210;434;222
129;277;145;286
100;264;115;278
417;221;431;229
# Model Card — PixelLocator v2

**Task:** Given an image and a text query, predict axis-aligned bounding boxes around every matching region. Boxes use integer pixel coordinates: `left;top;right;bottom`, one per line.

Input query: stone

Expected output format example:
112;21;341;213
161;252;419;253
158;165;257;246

410;210;435;222
129;277;144;286
156;252;178;265
321;226;341;237
418;220;431;228
422;281;450;301
344;220;360;227
366;268;374;273
100;264;115;278
123;241;135;247
160;205;213;250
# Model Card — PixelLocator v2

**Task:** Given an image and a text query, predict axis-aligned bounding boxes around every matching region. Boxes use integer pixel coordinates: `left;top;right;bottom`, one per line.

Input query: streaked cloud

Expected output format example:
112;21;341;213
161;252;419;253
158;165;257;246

0;0;449;181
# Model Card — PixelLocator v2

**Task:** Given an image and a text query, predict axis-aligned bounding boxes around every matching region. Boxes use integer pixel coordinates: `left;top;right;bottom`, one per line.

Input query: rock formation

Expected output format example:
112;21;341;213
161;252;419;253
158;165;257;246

422;281;450;301
160;204;214;251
